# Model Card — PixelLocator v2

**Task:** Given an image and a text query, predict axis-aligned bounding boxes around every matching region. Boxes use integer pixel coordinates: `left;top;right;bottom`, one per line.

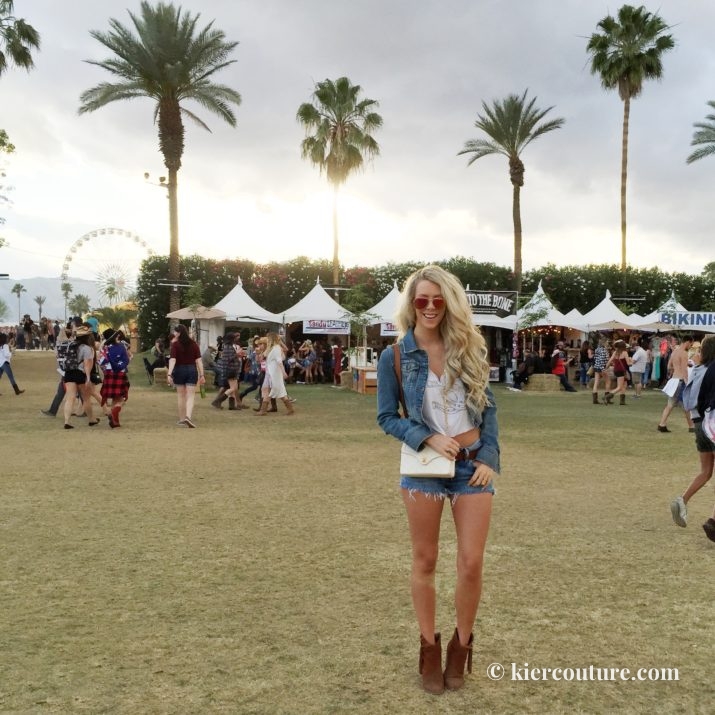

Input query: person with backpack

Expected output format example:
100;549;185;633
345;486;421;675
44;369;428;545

62;325;97;429
99;328;131;428
669;335;715;540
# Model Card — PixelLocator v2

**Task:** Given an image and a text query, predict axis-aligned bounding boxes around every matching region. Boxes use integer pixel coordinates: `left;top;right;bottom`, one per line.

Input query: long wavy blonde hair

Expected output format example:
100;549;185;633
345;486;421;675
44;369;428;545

395;265;491;413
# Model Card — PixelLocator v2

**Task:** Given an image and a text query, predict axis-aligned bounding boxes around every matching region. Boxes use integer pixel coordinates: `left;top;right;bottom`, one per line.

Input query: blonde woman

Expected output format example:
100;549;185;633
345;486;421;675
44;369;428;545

605;339;631;405
255;332;294;416
377;265;499;695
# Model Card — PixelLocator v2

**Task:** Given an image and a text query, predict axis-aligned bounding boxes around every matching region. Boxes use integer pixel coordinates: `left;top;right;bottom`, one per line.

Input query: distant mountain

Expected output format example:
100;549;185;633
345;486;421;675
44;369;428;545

0;277;103;325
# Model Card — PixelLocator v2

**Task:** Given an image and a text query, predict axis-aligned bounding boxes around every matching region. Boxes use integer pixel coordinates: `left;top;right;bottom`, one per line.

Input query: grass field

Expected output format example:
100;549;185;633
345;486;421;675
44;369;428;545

1;350;713;714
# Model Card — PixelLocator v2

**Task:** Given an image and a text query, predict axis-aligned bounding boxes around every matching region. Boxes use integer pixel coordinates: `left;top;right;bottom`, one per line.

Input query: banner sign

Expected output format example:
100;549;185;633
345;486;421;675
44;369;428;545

381;321;398;337
659;312;715;328
465;291;517;318
302;319;350;335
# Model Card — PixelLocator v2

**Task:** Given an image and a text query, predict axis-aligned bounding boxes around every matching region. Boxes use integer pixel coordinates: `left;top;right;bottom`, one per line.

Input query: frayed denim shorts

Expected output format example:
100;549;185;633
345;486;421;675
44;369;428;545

400;451;495;500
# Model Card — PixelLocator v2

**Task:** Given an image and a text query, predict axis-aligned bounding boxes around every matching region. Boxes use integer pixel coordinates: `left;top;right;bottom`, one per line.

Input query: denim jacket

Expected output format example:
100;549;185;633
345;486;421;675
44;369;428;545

376;328;500;474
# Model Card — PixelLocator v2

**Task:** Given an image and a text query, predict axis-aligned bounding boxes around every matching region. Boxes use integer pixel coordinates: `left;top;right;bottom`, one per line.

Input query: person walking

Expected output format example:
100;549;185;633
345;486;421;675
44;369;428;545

657;335;694;433
605;339;631;406
629;338;648;398
62;325;96;429
592;337;611;404
166;324;205;428
669;337;714;531
377;265;499;695
255;332;294;416
0;332;25;395
99;328;131;428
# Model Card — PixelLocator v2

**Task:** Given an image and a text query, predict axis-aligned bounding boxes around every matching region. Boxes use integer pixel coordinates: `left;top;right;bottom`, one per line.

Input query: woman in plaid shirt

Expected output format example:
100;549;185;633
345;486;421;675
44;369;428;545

592;337;611;405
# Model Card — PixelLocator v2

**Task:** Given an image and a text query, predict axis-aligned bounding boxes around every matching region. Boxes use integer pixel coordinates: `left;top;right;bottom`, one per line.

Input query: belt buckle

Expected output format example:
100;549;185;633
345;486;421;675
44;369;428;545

459;447;471;461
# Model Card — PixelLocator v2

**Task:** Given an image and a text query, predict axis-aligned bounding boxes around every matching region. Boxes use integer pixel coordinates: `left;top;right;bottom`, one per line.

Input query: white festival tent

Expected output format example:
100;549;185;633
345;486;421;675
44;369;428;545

580;289;634;331
213;278;283;324
367;281;401;336
280;279;353;334
633;292;691;332
515;281;570;329
197;278;283;351
562;308;586;329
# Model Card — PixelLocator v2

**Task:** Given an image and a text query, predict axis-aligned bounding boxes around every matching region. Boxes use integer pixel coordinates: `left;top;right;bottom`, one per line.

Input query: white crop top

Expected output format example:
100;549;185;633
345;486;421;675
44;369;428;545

422;370;474;437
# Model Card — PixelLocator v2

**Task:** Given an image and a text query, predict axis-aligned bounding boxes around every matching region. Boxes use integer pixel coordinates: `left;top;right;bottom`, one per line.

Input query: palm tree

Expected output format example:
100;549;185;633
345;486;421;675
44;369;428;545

687;100;715;164
0;0;40;76
297;76;382;291
90;305;138;333
586;4;674;289
10;281;24;323
61;280;73;321
34;295;45;322
68;294;91;317
458;90;564;293
79;1;241;313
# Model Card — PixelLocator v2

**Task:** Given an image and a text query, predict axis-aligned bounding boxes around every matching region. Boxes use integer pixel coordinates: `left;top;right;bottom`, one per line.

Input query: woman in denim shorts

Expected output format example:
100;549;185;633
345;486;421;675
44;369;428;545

670;335;715;541
377;265;500;695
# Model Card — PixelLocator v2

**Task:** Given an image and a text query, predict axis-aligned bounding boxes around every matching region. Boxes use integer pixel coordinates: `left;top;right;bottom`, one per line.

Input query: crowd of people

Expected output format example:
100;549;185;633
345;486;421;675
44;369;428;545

2;290;715;696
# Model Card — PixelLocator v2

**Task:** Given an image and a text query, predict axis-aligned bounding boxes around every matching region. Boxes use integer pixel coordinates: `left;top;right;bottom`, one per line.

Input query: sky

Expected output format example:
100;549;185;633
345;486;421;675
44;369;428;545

1;0;714;288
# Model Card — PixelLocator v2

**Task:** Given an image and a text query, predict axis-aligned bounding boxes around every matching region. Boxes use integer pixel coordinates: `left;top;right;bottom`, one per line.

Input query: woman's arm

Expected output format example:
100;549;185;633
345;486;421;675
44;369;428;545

195;356;205;384
376;346;432;450
473;387;500;474
167;357;177;384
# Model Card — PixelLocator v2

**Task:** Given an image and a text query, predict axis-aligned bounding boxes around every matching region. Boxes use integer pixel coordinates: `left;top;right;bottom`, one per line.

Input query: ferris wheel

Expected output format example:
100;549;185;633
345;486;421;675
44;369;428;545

61;227;155;303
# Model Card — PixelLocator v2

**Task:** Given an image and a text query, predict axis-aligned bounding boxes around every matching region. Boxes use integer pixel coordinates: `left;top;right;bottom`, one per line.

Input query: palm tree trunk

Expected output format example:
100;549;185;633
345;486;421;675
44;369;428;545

332;185;340;300
620;95;630;292
512;183;523;293
167;167;180;314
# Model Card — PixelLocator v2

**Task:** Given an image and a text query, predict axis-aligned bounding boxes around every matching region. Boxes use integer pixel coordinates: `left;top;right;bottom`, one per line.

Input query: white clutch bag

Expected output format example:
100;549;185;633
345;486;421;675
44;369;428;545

400;443;455;478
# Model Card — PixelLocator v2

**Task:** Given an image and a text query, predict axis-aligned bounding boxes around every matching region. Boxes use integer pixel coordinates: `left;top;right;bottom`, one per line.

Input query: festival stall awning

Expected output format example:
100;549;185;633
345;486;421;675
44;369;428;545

166;305;227;320
580;289;633;331
367;281;400;336
212;278;282;324
516;281;570;329
280;279;353;334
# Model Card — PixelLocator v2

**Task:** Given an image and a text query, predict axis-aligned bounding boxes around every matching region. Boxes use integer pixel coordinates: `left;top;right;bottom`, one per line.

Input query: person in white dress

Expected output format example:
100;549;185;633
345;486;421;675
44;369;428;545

255;332;294;416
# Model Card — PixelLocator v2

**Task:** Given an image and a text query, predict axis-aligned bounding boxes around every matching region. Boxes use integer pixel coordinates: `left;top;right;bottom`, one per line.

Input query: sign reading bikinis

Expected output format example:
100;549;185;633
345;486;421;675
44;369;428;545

659;312;715;327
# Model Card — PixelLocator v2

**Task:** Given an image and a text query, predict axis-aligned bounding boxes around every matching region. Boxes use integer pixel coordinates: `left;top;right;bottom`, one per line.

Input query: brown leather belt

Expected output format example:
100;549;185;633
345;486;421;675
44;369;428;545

455;449;478;462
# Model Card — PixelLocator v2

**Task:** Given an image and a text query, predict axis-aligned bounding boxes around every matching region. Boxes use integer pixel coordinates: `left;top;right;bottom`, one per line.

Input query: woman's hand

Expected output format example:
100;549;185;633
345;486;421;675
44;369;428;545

469;461;495;487
424;433;461;460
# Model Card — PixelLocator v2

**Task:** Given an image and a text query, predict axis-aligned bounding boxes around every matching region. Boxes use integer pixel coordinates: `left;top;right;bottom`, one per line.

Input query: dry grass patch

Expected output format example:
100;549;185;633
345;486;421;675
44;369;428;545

0;350;713;714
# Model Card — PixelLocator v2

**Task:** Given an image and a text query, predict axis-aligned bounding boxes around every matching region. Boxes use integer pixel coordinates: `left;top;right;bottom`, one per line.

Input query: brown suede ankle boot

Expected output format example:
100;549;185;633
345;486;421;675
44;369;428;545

592;392;599;405
419;633;444;695
254;400;270;416
443;628;473;690
281;397;295;415
619;394;626;405
268;398;278;412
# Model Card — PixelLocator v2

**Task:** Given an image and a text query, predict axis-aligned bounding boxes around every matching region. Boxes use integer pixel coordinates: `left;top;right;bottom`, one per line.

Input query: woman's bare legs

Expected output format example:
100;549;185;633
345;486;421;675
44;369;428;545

451;493;492;644
176;385;187;421
402;490;444;642
63;383;77;426
185;384;196;420
683;452;714;504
